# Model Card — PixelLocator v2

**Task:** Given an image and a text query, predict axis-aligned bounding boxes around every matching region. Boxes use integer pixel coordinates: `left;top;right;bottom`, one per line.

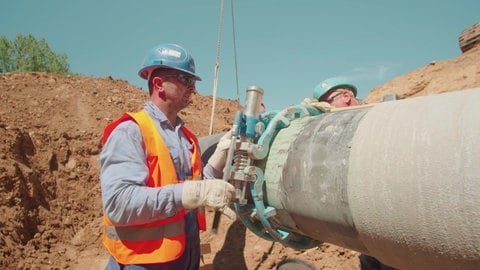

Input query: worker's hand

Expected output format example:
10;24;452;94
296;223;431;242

182;179;237;220
302;98;332;113
310;101;332;112
302;97;313;104
207;131;232;171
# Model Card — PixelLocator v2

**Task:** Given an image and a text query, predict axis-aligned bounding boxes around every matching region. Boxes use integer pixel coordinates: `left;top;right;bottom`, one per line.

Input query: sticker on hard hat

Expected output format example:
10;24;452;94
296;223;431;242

159;48;181;58
321;82;329;89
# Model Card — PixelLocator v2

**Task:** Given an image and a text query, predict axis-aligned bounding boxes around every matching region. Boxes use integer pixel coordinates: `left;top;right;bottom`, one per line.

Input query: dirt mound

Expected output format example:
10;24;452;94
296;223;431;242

364;44;480;103
1;37;479;269
0;73;236;269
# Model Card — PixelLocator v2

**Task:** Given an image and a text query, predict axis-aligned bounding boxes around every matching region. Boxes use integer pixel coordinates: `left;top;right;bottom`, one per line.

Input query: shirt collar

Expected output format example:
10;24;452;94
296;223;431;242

144;101;184;129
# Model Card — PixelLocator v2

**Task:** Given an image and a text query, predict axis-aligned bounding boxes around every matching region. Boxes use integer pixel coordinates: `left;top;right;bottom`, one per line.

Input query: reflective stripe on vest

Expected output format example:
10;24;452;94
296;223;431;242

104;219;185;241
101;110;205;264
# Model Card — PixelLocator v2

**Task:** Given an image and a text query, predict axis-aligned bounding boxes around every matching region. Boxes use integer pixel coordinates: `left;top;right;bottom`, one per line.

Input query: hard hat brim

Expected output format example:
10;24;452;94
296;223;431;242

138;65;202;81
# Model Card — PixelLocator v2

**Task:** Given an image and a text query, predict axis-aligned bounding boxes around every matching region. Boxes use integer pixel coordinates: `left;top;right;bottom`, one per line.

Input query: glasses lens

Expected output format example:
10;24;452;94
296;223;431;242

178;74;195;87
325;91;343;102
162;74;195;87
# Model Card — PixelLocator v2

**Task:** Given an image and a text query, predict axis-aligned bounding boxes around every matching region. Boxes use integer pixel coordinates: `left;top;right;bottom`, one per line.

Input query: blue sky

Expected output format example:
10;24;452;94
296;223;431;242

2;1;479;110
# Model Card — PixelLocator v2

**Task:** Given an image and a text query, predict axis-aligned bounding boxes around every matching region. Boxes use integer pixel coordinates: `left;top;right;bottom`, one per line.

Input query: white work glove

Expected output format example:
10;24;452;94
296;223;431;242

182;179;237;220
302;97;313;104
301;98;332;112
207;131;232;171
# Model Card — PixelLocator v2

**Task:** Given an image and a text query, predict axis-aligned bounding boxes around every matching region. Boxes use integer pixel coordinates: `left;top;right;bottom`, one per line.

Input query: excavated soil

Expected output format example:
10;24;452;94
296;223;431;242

1;44;479;269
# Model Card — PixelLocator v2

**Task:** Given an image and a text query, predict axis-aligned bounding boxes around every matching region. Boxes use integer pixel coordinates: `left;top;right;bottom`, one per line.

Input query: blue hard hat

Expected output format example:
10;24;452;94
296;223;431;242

313;77;357;100
138;43;202;81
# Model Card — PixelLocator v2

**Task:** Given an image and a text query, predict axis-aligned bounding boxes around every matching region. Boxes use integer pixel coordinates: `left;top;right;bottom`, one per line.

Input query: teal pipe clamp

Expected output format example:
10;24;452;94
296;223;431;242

233;103;324;250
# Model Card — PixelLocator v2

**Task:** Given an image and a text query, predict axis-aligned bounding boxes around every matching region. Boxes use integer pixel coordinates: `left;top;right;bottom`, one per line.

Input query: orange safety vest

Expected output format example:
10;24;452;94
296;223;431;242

101;110;206;264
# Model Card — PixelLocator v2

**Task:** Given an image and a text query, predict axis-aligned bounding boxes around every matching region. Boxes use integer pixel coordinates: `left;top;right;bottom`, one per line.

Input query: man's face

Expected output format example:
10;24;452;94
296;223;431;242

321;88;359;108
159;71;196;110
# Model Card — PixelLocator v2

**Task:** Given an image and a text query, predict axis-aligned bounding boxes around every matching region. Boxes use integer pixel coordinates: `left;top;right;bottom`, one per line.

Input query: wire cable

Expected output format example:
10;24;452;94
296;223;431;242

230;0;240;106
208;0;225;135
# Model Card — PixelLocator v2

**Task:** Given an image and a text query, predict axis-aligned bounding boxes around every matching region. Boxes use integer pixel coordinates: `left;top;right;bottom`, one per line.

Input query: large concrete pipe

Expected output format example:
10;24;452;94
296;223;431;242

263;88;480;270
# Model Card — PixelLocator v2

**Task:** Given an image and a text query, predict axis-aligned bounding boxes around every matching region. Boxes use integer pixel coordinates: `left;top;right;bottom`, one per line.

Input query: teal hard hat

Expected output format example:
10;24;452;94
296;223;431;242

313;77;357;100
138;43;202;81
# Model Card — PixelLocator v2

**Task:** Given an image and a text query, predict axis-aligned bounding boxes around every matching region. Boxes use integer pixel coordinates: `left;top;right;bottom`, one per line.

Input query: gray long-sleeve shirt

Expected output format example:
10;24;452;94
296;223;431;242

100;101;219;232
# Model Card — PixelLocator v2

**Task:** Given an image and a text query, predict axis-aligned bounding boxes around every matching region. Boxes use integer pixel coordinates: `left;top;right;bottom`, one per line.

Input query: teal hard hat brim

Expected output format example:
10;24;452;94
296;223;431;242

315;84;357;100
314;77;358;100
138;65;202;81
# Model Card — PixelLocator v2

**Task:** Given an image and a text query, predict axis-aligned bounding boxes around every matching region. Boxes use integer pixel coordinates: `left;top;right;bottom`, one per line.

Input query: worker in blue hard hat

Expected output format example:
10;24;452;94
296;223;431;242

313;77;360;108
100;43;236;270
311;77;396;270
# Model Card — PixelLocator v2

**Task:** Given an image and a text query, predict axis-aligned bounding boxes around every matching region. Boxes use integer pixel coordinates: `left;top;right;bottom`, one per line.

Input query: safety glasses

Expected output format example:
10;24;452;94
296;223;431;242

162;73;196;87
322;90;344;103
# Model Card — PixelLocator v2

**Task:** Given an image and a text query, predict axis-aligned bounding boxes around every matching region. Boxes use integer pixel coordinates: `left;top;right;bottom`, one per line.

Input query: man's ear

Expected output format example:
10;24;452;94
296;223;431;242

345;91;355;100
151;77;162;96
151;77;167;100
342;91;353;104
152;77;163;89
